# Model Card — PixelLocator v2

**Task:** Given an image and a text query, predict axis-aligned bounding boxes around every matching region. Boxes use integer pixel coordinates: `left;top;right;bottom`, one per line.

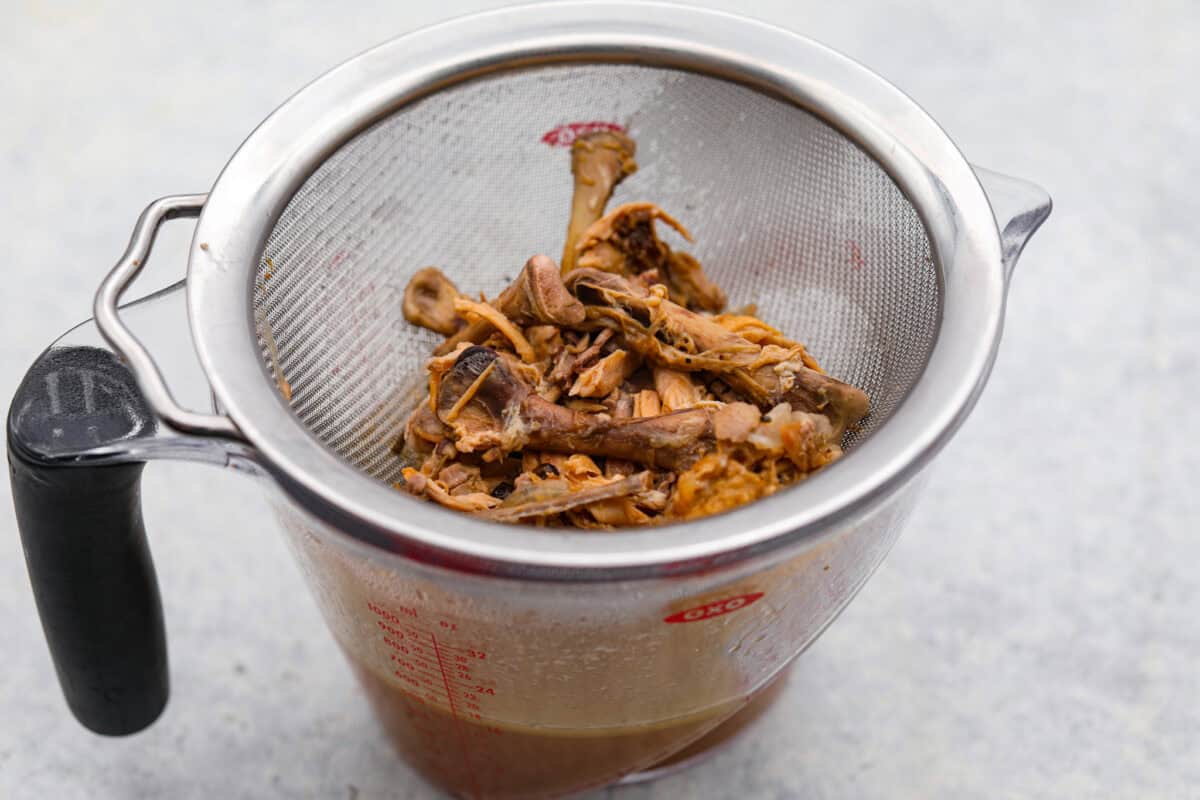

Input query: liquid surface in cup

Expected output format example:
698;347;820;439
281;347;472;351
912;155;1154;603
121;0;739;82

349;655;747;799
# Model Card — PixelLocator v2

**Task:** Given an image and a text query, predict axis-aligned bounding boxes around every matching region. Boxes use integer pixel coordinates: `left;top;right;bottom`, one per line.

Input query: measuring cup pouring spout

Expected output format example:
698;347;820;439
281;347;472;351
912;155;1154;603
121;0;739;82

972;166;1052;282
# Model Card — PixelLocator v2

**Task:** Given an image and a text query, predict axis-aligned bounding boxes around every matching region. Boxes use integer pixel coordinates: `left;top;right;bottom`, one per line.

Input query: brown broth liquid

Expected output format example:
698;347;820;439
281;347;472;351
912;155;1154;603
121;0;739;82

349;656;785;799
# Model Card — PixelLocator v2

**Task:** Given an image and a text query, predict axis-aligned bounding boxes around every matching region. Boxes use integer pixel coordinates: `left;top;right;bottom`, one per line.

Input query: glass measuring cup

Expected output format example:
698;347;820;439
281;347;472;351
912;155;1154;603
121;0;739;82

7;4;1051;798
274;480;922;797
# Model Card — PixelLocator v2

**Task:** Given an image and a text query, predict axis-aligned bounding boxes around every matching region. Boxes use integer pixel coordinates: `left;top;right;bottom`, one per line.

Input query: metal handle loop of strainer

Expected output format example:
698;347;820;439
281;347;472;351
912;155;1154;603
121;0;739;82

93;193;243;441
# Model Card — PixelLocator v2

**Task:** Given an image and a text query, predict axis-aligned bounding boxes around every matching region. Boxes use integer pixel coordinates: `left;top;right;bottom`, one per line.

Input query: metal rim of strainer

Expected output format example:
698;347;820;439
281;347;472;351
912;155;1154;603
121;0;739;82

185;2;1006;580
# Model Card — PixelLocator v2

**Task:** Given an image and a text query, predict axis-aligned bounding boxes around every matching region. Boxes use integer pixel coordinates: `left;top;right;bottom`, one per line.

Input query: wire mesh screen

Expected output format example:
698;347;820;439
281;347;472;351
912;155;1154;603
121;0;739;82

253;64;939;485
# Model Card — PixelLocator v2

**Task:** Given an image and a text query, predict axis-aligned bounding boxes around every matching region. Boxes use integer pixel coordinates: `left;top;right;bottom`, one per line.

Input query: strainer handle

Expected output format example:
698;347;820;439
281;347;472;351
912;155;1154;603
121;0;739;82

93;194;243;440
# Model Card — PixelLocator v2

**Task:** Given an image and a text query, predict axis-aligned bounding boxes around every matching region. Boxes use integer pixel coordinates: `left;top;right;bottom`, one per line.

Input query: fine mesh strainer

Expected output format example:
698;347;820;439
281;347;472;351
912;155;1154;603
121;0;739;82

257;63;939;482
9;3;1049;792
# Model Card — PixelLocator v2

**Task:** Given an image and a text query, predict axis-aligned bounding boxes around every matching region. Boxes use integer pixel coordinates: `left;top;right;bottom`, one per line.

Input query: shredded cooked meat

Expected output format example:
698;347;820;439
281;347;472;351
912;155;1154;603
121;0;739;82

666;453;771;520
653;367;699;412
570;351;639;398
393;131;870;526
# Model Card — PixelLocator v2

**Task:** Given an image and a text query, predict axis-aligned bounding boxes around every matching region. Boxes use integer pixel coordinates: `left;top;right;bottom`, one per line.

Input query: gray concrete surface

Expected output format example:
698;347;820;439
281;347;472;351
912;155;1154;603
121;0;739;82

1;1;1196;797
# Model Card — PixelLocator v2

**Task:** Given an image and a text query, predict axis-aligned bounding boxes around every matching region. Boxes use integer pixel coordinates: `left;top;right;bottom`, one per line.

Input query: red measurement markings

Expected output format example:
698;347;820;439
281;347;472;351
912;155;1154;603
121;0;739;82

368;600;418;622
367;602;497;793
367;604;496;703
431;631;479;797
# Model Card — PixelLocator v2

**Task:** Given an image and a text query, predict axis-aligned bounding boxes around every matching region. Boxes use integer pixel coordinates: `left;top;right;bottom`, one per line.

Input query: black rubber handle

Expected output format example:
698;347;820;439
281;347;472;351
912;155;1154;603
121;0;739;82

7;346;167;735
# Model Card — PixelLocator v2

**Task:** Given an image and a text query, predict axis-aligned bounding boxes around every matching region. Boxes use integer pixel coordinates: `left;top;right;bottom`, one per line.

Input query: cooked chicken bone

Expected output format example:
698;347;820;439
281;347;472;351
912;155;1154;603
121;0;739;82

403;267;464;336
561;130;638;275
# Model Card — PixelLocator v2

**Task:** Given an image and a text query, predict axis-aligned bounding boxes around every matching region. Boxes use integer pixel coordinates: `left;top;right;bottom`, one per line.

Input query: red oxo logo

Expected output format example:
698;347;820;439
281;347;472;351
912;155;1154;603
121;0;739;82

663;592;764;624
540;121;626;147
